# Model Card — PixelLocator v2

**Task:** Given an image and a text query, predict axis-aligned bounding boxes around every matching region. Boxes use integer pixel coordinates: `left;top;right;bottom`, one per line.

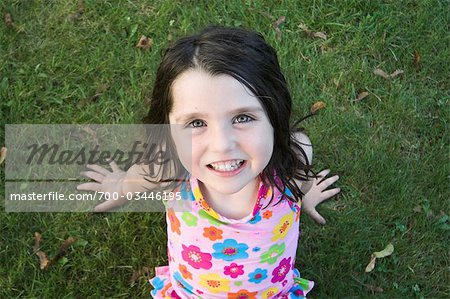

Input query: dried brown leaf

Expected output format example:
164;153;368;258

389;69;404;78
78;0;85;13
312;31;327;40
129;266;150;284
136;35;153;50
374;68;404;79
80;126;99;146
298;23;309;32
33;232;42;253
365;254;377;272
34;235;77;270
4;13;13;26
272;16;286;40
373;243;394;258
355;91;369;102
373;68;390;79
413;51;420;65
0;147;6;165
51;237;77;263
298;23;327;40
68;0;84;21
36;251;51;270
311;101;326;114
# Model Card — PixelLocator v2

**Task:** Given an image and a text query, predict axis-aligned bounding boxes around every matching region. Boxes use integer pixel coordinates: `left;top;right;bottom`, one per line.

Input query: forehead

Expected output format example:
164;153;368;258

170;69;265;119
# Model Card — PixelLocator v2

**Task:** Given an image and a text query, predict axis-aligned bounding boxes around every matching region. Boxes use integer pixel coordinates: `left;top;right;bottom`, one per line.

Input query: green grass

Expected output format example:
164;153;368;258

1;0;448;298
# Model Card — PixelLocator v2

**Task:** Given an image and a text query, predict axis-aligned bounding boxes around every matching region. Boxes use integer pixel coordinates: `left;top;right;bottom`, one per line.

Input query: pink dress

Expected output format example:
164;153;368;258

149;176;314;299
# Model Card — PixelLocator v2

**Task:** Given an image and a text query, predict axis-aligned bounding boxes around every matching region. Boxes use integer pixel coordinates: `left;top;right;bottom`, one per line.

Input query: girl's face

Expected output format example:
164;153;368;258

169;69;274;197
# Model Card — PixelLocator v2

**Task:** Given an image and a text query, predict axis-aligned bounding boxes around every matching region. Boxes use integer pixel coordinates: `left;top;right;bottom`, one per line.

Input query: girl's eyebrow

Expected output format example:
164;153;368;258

175;106;264;123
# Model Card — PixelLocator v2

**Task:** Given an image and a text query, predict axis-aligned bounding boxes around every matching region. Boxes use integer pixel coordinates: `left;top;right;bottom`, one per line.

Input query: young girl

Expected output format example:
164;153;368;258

78;26;340;299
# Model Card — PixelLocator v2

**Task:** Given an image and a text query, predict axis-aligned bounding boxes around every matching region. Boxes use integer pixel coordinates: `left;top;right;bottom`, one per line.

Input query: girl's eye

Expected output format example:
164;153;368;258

188;119;205;128
234;114;254;124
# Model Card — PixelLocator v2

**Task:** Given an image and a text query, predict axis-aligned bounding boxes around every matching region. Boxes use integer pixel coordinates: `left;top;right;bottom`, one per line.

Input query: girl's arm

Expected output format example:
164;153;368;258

293;132;341;225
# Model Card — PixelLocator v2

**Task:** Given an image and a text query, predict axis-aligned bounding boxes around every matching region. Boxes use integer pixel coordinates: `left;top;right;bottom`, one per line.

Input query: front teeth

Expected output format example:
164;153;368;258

209;160;244;172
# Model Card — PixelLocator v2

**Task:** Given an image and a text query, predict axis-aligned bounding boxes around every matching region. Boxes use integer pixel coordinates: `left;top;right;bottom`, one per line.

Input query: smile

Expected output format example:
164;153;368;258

207;159;244;172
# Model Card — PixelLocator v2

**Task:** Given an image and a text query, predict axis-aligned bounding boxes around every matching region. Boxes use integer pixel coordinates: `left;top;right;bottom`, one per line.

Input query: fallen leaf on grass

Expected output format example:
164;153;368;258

413;51;421;70
0;147;6;165
130;266;150;284
80;125;99;146
136;35;153;50
374;68;404;79
365;255;377;272
272;16;286;40
68;0;84;21
33;232;77;270
355;91;370;102
373;243;394;258
79;84;108;106
311;101;326;114
4;13;13;26
365;243;394;272
298;23;327;40
413;205;422;213
389;69;404;78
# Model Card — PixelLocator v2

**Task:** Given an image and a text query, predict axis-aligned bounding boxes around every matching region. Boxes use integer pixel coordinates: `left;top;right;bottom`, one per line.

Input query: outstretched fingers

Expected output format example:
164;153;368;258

319;187;341;202
86;164;110;176
306;208;326;225
109;160;120;172
318;174;340;189
77;182;102;192
81;171;104;183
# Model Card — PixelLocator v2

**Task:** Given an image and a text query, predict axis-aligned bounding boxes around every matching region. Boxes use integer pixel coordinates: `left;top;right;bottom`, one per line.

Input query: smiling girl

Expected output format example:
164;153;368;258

79;26;340;298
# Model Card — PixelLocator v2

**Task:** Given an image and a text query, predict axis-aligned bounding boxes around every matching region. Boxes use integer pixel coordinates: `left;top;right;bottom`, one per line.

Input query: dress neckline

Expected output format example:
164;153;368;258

188;176;273;224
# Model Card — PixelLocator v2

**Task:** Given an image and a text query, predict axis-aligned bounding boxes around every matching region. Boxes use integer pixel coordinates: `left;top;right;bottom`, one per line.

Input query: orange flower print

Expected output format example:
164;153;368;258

228;289;258;299
161;282;172;297
262;210;273;220
203;226;223;241
294;205;300;222
178;264;192;280
167;208;181;235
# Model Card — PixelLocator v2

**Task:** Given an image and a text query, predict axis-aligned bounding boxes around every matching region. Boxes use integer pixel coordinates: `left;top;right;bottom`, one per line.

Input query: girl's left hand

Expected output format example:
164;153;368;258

301;169;340;225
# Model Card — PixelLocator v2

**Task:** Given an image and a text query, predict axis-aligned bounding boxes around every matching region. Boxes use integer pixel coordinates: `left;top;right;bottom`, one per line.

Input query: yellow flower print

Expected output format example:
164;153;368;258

199;273;230;294
193;186;202;199
271;213;293;241
261;286;279;299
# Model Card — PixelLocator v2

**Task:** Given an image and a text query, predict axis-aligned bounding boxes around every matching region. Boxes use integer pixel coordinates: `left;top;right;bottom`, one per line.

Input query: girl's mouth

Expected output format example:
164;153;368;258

207;159;245;172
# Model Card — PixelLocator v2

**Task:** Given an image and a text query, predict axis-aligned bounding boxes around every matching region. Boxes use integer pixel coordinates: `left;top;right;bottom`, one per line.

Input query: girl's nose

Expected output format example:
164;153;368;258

208;123;236;154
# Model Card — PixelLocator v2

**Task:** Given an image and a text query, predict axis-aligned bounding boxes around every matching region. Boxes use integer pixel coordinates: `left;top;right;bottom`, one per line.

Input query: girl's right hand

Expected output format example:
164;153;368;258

77;161;127;212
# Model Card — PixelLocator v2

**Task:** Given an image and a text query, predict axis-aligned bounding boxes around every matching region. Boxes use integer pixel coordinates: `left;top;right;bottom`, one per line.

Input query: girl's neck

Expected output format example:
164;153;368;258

198;177;260;220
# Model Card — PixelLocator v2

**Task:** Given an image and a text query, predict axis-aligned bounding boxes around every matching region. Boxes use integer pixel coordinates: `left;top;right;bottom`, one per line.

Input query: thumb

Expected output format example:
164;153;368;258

307;208;326;225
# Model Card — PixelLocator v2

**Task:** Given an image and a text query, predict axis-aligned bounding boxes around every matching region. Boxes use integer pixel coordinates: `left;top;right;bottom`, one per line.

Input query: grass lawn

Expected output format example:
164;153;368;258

1;0;448;298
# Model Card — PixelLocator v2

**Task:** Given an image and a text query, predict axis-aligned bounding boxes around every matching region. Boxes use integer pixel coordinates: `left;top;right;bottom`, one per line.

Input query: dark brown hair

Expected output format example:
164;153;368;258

143;26;316;206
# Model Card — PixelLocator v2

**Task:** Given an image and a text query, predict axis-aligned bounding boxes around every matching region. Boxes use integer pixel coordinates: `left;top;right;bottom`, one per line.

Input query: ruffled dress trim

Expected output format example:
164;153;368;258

149;177;314;298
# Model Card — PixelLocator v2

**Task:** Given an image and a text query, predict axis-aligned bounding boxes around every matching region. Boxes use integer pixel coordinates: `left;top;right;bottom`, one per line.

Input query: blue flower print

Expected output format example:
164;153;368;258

150;277;165;296
289;284;306;299
249;211;262;224
180;182;195;201
173;271;194;294
212;239;249;261
248;268;267;284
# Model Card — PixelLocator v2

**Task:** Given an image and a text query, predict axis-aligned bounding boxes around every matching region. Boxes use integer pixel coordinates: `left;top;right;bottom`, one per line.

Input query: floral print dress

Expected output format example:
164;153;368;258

149;176;314;299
